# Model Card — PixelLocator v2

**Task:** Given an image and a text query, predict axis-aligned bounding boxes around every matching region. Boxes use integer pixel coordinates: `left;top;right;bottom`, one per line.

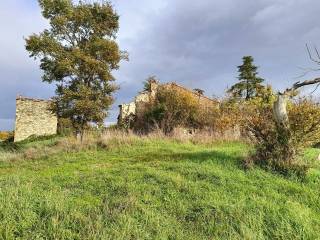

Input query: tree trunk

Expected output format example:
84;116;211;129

273;93;289;128
273;93;295;163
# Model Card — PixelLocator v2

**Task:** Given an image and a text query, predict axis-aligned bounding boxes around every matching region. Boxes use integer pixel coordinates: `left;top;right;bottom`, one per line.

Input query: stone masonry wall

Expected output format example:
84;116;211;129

14;97;58;142
118;102;136;124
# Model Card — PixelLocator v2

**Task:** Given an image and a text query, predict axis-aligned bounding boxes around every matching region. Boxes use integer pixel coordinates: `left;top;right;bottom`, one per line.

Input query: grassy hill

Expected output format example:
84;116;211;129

0;136;320;239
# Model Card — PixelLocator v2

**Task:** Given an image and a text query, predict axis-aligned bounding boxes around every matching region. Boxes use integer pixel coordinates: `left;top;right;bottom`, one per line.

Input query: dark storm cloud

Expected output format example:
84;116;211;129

116;0;320;96
1;0;320;130
0;1;54;130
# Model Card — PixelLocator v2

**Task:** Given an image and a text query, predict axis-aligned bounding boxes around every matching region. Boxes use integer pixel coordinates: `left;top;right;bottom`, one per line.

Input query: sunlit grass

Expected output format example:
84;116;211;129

0;137;319;239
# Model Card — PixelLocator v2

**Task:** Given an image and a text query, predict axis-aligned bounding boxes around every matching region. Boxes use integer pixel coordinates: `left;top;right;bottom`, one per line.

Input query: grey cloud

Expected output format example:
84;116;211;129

0;1;54;130
121;0;320;104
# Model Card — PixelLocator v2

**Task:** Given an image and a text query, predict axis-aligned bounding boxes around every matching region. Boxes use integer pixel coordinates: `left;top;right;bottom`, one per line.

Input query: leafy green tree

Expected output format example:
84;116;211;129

228;56;264;100
25;0;127;140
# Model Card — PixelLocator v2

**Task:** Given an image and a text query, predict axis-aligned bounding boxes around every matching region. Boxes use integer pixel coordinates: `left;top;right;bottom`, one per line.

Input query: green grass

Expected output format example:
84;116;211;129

0;138;320;239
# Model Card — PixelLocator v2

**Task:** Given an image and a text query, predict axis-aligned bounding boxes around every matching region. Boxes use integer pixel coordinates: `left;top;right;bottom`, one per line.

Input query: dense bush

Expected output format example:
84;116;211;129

0;131;14;142
245;96;320;176
138;86;200;134
288;97;320;148
133;85;247;137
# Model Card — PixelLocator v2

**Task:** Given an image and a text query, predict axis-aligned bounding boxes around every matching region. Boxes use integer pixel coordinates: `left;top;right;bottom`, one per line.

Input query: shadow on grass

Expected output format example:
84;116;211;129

0;141;21;152
0;134;58;153
131;150;245;169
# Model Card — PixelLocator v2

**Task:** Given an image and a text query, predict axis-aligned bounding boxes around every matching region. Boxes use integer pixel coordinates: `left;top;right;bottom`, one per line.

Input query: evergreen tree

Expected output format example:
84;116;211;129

228;56;264;100
25;0;128;139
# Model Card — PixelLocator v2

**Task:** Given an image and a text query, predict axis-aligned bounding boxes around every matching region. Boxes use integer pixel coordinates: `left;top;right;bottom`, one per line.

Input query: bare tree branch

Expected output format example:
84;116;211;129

306;44;320;64
284;77;320;94
311;83;320;94
315;45;320;60
295;67;320;79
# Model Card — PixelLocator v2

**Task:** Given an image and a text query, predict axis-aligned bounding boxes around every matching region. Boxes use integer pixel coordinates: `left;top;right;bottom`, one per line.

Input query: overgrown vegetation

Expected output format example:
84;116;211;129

122;69;320;177
0;131;13;141
242;92;320;176
141;86;201;134
0;135;319;239
132;83;240;138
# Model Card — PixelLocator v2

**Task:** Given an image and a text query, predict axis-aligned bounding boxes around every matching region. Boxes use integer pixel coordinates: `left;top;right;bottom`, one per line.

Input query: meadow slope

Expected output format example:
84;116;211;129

0;137;320;239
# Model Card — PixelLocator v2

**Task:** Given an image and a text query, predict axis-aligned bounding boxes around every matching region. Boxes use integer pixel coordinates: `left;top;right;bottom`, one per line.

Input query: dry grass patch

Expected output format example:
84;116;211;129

0;129;244;162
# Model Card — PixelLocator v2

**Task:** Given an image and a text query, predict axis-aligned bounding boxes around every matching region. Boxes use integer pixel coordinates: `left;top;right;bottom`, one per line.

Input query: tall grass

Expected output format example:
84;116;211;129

0;129;242;162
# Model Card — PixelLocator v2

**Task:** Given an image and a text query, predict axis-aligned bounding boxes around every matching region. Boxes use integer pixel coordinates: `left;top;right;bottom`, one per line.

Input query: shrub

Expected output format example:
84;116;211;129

0;131;14;142
194;85;274;139
245;96;320;176
211;100;242;134
288;97;320;148
139;86;200;134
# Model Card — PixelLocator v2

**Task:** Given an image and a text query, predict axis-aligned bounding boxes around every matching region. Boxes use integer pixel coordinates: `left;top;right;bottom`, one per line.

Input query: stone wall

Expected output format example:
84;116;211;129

14;97;58;142
118;81;159;123
118;102;136;124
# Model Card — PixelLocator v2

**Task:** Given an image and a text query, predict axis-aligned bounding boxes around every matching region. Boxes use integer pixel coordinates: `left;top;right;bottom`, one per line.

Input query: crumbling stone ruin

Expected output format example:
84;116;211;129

14;96;58;142
118;80;216;124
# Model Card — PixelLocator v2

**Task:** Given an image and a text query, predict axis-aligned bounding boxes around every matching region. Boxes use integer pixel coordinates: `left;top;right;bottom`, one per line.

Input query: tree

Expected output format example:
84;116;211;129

228;56;264;100
25;0;128;140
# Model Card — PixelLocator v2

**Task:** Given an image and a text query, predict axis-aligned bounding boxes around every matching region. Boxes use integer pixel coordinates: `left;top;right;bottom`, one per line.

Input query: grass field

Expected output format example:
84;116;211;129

0;136;320;239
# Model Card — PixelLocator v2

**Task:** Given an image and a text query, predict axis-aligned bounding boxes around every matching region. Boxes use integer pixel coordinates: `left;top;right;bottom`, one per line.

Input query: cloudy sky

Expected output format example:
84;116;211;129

1;0;320;130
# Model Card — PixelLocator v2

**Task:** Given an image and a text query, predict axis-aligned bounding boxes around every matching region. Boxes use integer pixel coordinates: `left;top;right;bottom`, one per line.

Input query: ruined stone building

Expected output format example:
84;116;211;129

118;80;217;124
14;96;58;142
